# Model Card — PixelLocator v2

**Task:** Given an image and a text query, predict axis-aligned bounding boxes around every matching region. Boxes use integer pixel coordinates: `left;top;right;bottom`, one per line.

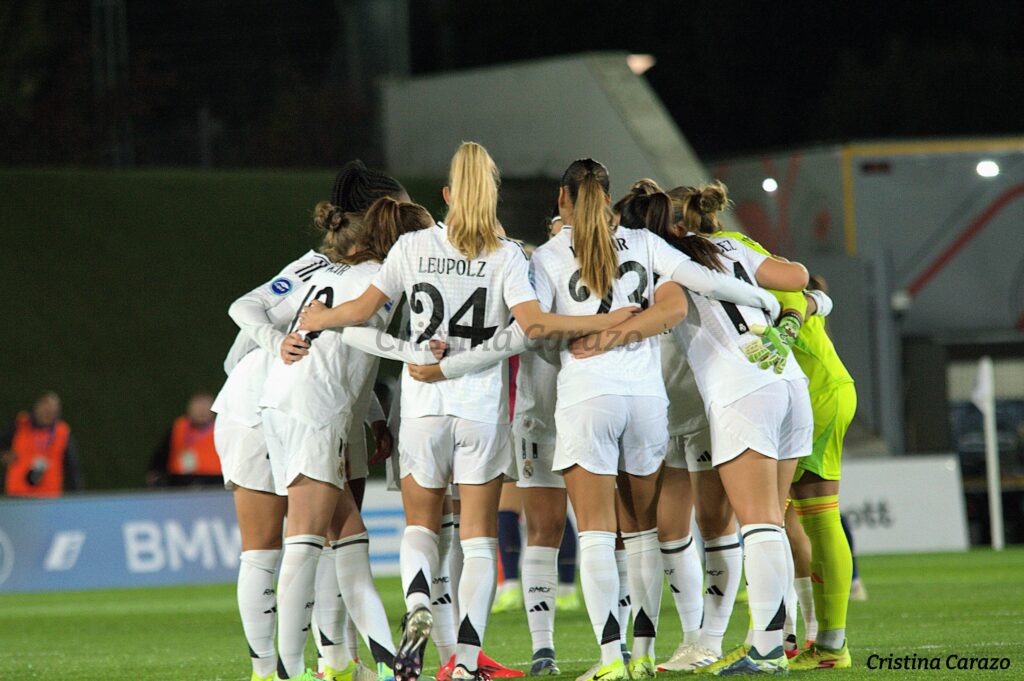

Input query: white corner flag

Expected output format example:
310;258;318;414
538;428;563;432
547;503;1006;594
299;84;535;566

972;356;1004;551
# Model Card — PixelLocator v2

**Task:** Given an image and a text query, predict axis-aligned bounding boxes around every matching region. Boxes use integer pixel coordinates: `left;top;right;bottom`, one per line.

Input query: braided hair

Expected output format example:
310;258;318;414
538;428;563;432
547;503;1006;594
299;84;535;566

330;160;406;214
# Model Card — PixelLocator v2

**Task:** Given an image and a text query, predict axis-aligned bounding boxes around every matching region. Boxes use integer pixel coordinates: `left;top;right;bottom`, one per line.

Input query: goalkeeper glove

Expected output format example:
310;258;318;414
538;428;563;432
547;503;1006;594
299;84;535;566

743;323;792;374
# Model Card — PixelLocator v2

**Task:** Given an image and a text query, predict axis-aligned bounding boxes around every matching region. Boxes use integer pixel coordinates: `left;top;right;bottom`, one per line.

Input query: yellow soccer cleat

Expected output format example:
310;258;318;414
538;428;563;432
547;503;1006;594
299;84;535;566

628;655;656;679
587;659;629;681
788;642;851;670
251;673;275;681
491;586;524;614
694;645;747;675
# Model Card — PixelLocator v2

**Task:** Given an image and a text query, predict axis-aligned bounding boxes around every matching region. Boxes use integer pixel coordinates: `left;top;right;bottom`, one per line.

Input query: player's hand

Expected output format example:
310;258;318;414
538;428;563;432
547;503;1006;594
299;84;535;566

298;299;329;332
407;363;446;383
568;331;608;359
776;311;802;346
368;420;393;464
429;339;448;360
280;333;310;364
743;323;791;374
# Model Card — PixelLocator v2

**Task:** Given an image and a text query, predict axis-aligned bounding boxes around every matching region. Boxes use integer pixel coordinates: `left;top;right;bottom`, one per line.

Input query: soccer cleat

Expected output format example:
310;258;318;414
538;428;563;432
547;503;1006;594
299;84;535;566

629;655;656;679
555;590;583;612
477;651;525;678
713;645;788;676
252;673;275;681
849;578;868;602
394;606;433;681
377;662;397;681
322;662;356;681
788;642;851;670
695;645;746;675
658;643;719;672
586;659;628;681
276;670;325;681
437;656;456;681
529;649;559;676
490;587;524;614
784;634;799;659
575;662;600;681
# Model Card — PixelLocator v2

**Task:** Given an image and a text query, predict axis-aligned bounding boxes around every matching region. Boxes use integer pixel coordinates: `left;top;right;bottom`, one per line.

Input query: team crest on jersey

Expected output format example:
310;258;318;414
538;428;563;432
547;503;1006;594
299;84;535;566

270;277;293;296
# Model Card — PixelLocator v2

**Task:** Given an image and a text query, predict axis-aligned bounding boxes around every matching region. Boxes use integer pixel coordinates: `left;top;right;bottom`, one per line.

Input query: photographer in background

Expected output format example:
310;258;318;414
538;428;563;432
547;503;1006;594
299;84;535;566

147;391;222;487
1;391;82;497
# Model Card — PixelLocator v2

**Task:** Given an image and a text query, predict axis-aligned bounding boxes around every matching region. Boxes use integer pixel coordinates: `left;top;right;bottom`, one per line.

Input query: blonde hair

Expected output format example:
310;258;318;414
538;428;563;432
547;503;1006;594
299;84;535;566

667;180;730;235
562;159;616;298
445;142;501;260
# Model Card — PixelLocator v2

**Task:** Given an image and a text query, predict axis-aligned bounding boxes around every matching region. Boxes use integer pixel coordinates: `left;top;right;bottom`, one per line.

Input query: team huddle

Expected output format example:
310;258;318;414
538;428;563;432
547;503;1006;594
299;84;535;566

212;142;857;680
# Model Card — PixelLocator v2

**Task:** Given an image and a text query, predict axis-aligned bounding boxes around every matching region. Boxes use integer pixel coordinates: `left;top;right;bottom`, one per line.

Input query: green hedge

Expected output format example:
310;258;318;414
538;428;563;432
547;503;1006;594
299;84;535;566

0;169;443;490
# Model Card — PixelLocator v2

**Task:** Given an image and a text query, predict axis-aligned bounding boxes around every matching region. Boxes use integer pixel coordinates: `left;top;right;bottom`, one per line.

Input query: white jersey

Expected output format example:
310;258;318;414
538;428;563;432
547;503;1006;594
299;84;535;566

684;235;807;408
530;225;689;409
212;250;331;425
260;261;391;431
372;223;537;424
511;350;560;444
660;325;709;436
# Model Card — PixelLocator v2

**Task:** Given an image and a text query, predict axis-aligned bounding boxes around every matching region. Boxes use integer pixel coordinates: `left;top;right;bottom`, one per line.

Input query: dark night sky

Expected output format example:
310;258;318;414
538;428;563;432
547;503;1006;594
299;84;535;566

4;0;1022;165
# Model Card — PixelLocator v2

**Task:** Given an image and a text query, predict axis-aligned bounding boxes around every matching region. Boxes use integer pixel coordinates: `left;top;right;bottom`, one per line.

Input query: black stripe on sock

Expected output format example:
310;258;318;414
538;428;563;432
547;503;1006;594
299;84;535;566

369;638;395;668
742;527;781;540
457;617;481;646
660;537;694;554
767;600;786;631
332;537;370;549
704;542;741;552
442;521;455;528
406;569;430;598
287;541;325;549
600;613;621;644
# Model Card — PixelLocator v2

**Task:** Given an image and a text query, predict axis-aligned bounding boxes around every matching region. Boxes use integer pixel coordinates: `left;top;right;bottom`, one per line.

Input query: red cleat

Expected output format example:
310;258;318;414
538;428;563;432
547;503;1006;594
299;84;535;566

477;651;524;678
437;655;456;681
785;647;800;659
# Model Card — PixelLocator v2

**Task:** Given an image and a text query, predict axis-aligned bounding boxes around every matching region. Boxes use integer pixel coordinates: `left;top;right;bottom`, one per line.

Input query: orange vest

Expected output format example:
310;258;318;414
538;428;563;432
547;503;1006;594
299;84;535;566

5;412;70;498
167;416;221;476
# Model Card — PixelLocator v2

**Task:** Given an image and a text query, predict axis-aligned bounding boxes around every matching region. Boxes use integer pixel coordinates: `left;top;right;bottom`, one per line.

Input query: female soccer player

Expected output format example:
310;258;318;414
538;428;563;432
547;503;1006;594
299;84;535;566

622;181;813;675
299;142;639;681
212;160;408;681
260;197;436;681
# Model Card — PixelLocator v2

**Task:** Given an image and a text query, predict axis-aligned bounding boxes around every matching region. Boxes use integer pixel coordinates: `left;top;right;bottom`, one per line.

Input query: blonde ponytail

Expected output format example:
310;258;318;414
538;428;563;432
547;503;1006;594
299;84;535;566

572;174;616;298
445;142;501;260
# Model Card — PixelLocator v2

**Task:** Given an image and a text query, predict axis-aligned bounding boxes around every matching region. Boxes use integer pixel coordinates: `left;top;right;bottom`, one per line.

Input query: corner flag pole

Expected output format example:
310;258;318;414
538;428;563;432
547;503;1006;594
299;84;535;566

973;356;1004;551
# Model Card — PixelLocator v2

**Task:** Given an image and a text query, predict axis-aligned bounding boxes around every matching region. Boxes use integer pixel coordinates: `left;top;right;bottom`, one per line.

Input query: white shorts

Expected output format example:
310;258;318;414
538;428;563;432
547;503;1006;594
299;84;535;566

214;415;275;494
553;395;669;477
664;427;713;472
262;408;346;496
708;379;814;467
398;416;513;489
344;424;369;482
514;437;563;489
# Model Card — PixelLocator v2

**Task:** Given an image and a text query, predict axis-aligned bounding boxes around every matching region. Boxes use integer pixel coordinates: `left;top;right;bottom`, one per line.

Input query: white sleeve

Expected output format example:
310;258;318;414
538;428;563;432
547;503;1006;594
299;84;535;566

365;390;386;424
222;330;257;375
228;290;291;357
438;322;530;379
502;246;539;309
372;240;407;299
528;253;557;313
668;260;781;320
336;326;437;365
806;289;834;317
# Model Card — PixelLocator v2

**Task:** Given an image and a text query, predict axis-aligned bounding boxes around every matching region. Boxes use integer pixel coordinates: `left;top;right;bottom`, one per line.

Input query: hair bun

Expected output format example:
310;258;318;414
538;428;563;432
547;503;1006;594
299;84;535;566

314;201;347;233
697;181;728;214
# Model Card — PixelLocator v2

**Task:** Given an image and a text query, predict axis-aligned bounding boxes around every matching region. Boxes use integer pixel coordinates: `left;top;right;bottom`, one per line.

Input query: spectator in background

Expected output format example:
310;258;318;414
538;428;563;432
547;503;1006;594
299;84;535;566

0;391;82;497
147;391;222;487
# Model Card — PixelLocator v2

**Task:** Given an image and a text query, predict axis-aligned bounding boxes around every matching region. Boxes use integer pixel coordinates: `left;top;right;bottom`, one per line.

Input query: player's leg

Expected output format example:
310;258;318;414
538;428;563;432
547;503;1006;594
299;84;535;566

431;495;458;664
556;515;580;609
395;416;450;681
234;486;287;681
785;503;817;646
521;485;567;675
312;541;349;678
790;383;855;670
329;486;397;677
493;483;524;613
691;468;741;661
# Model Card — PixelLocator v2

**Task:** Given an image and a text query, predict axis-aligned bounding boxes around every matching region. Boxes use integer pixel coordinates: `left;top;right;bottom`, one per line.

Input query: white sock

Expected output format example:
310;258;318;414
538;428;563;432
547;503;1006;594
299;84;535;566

794;577;817;642
432;514;458;662
400;526;439;612
781;533;798;650
312;547;350;673
277;535;324;678
345;616;358;664
580;531;623;666
455;537;497;671
818;628;846;650
450;515;464;622
237;549;280;678
334;532;396;667
614;548;630;653
522;545;558;654
741;524;787;656
660;536;703;646
698;534;742;656
622;530;662;659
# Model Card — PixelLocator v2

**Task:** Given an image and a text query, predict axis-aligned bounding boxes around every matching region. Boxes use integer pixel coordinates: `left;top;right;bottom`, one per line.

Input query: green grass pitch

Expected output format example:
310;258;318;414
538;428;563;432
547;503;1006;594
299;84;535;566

2;549;1021;680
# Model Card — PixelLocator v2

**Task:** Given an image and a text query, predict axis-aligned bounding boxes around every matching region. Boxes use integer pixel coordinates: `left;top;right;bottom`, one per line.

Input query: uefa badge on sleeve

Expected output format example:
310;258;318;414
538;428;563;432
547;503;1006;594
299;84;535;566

270;278;293;296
